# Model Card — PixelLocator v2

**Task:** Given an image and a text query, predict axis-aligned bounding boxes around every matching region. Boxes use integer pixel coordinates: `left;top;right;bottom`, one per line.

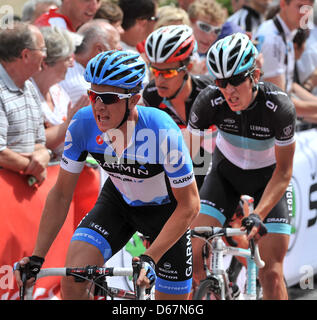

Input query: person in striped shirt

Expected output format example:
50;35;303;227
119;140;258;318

0;22;51;186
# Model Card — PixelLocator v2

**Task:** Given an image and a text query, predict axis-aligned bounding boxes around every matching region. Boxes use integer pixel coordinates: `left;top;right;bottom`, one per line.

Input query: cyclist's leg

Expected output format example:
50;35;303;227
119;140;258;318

61;178;135;300
132;203;193;300
257;233;289;300
61;241;105;299
256;184;292;300
154;230;193;300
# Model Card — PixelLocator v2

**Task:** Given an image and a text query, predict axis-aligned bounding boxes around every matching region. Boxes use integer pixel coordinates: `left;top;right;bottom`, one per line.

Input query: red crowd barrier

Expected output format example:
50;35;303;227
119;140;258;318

0;165;100;300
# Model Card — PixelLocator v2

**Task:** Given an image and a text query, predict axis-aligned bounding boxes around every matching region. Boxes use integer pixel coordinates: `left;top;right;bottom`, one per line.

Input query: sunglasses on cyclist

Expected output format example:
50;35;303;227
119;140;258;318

87;89;136;104
215;72;251;88
196;20;222;35
149;65;187;79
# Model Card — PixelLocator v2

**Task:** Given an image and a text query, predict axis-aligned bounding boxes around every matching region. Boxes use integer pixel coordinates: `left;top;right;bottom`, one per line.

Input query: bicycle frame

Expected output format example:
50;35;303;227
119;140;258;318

209;236;259;300
192;227;265;300
24;266;148;300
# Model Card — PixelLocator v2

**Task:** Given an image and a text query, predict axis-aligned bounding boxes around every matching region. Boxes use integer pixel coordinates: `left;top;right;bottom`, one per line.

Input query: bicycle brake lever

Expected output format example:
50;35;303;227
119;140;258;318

19;271;27;300
249;238;255;259
132;260;143;300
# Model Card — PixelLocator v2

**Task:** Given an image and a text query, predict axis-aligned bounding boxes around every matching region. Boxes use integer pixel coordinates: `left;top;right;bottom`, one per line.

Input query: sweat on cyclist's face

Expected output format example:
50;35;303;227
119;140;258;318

218;74;255;112
150;61;187;98
89;84;130;132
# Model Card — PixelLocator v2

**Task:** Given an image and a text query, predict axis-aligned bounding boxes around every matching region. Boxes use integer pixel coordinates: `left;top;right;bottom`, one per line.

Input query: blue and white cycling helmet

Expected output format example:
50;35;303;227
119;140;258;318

84;50;146;89
206;32;258;80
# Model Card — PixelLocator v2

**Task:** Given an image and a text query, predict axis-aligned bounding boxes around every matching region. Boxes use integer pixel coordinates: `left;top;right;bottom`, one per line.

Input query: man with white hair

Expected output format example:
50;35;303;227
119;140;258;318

60;19;121;105
21;0;61;23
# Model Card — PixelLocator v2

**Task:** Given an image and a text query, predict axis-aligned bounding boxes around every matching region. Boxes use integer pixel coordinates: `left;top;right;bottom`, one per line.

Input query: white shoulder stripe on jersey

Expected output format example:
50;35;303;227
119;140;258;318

60;155;85;173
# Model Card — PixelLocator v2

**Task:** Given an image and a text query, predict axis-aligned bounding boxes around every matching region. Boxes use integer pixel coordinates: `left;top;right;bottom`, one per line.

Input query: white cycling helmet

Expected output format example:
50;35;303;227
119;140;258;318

145;24;196;63
207;32;258;79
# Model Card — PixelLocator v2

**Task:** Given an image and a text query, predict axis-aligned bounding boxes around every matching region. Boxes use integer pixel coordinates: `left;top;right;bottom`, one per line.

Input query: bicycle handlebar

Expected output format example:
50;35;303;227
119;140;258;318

23;265;147;300
191;227;265;269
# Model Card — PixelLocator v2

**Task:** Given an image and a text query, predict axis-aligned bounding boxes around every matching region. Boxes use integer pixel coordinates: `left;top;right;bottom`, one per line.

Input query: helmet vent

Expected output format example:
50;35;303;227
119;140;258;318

95;58;107;78
227;44;241;71
176;42;191;57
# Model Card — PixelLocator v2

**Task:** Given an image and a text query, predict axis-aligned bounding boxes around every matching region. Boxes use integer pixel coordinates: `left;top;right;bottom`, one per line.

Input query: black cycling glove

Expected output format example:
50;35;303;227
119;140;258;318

14;255;45;280
242;213;268;237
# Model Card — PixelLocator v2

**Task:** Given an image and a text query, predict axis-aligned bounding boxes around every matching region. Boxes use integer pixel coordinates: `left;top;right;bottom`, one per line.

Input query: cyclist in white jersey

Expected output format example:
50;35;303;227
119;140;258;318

14;50;200;300
188;33;296;300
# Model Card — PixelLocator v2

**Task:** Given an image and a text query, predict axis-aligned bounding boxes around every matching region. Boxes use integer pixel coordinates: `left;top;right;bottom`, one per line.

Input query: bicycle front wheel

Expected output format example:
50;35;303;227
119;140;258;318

193;278;222;300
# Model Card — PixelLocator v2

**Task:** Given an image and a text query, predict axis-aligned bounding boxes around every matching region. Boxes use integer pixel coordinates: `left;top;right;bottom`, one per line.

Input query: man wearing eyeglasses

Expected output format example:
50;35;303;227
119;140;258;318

0;22;51;186
188;0;227;75
14;50;200;300
188;33;296;300
143;25;216;190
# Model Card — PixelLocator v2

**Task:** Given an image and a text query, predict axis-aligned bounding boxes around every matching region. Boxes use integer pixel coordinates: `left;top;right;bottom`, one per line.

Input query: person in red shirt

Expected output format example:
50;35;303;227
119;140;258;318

34;0;101;32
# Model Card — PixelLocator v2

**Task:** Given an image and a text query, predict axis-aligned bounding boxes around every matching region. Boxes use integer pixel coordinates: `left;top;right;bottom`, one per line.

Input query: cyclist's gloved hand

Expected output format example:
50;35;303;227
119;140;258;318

14;255;45;282
139;254;157;286
242;213;267;237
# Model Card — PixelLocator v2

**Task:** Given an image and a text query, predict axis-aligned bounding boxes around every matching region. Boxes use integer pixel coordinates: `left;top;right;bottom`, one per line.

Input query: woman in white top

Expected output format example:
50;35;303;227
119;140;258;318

32;26;89;160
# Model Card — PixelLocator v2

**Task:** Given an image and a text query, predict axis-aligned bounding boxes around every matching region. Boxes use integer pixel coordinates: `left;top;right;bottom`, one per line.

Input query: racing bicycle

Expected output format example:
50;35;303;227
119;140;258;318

191;196;265;300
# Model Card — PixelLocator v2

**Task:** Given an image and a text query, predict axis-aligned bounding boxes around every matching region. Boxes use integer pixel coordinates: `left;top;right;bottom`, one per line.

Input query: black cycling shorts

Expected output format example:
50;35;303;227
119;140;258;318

199;147;292;235
71;178;193;295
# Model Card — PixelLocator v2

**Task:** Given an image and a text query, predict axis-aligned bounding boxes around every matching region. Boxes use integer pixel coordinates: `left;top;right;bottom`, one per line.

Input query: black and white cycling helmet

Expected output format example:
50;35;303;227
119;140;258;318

207;32;258;79
145;25;196;63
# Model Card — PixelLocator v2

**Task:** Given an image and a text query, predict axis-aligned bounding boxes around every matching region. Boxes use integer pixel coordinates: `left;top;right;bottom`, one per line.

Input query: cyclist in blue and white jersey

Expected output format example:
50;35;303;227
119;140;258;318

14;50;200;300
188;33;296;300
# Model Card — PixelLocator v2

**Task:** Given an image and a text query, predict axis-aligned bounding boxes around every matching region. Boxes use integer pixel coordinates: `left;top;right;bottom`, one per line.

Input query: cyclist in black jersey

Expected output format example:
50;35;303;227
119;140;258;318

188;33;296;300
14;50;200;300
143;24;216;189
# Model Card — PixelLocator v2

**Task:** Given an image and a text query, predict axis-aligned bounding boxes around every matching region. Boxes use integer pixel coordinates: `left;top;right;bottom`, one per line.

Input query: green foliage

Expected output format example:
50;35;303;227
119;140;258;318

217;0;233;15
158;0;178;6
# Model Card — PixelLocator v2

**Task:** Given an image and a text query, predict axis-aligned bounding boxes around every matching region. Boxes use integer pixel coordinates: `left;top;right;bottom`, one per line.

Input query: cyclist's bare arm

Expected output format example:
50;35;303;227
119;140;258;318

15;168;80;286
33;168;81;257
248;142;295;239
144;181;200;264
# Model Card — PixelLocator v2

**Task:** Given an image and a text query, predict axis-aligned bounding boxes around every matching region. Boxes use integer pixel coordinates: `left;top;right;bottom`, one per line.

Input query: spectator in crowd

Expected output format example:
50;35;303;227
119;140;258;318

21;0;61;23
187;0;227;75
60;19;121;105
293;28;310;85
0;22;50;186
177;0;195;11
227;0;273;37
296;1;317;95
31;26;89;161
118;0;158;52
155;5;191;29
143;25;215;189
34;0;101;32
94;0;124;34
255;0;317;123
231;0;247;12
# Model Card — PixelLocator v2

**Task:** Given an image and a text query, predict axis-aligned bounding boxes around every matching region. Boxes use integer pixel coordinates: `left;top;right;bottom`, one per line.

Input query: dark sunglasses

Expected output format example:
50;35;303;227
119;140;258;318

87;89;136;104
215;72;251;88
